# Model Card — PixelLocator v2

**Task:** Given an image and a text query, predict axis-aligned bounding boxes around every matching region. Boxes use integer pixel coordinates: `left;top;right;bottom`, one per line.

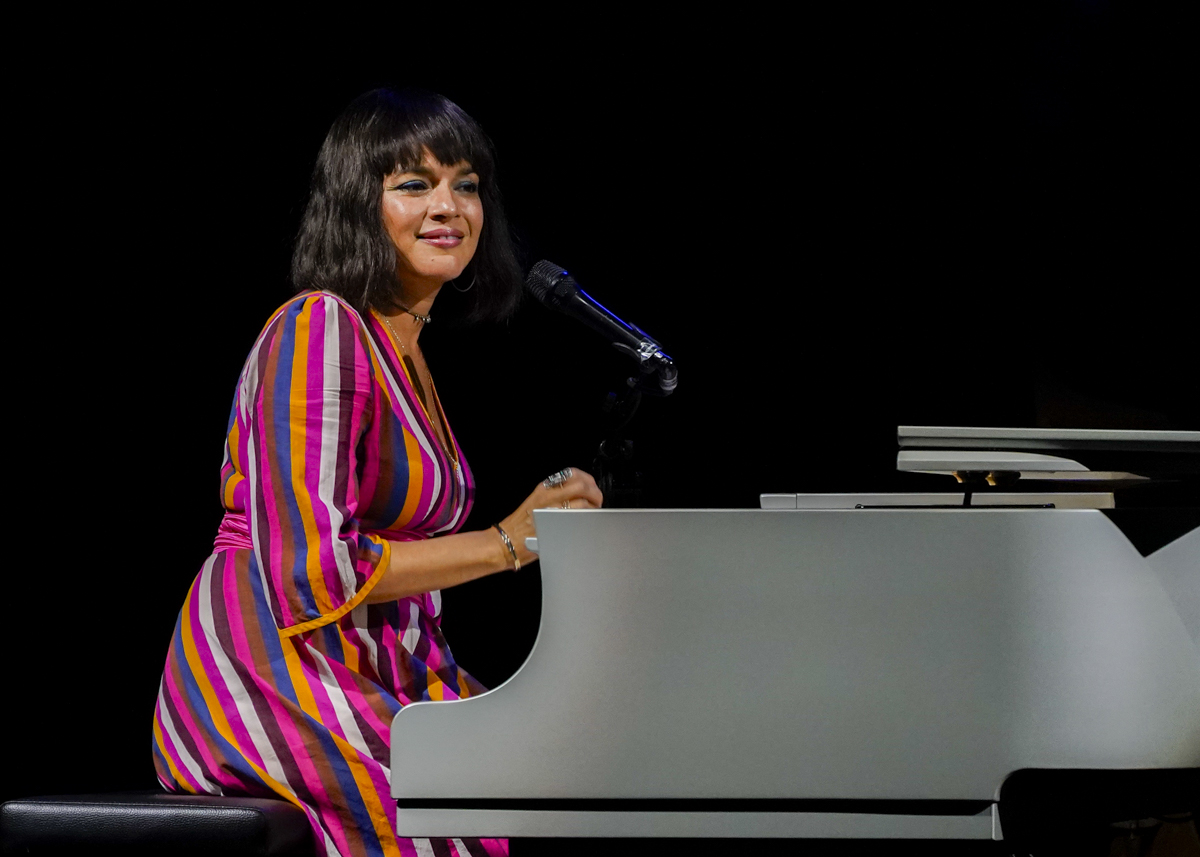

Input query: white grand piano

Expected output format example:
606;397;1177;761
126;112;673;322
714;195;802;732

391;427;1200;844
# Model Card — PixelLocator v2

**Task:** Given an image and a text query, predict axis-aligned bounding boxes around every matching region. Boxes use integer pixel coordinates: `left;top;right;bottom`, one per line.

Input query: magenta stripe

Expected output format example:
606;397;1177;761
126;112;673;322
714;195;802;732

154;690;208;795
303;301;342;603
252;392;295;628
323;650;394;744
161;663;224;789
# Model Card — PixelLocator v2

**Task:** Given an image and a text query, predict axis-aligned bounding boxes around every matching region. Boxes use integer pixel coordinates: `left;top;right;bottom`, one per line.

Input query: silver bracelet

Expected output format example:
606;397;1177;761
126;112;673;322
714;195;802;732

493;524;520;572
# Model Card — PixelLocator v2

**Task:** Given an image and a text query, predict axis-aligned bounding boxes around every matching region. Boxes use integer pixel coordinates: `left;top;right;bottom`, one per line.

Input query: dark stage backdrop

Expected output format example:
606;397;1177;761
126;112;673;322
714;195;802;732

6;6;1195;805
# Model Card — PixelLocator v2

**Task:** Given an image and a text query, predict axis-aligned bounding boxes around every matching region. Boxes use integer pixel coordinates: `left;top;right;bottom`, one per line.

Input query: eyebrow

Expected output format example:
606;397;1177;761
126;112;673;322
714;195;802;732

394;163;477;178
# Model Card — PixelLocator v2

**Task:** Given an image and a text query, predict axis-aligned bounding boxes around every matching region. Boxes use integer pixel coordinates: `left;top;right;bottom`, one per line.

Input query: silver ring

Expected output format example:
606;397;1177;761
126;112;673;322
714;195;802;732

543;467;573;488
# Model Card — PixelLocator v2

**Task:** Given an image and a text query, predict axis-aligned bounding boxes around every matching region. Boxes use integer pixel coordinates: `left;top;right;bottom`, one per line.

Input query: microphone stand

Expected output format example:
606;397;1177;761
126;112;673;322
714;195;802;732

593;359;675;508
594;382;644;508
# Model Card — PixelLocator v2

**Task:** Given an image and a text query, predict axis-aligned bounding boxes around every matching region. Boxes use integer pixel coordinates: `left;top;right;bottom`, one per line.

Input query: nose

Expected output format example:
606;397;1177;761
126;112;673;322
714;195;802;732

428;180;459;221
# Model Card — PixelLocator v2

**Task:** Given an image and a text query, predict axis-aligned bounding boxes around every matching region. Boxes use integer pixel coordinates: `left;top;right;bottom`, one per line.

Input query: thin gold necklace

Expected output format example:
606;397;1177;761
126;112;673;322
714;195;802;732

379;312;458;469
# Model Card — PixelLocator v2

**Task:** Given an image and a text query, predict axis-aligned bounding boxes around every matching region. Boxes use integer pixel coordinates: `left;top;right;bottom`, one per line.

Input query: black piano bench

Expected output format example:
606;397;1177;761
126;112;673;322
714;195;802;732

0;791;314;856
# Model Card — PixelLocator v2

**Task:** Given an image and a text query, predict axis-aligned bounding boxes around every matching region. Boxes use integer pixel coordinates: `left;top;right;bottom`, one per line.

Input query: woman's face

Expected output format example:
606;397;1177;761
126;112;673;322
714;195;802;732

382;149;483;290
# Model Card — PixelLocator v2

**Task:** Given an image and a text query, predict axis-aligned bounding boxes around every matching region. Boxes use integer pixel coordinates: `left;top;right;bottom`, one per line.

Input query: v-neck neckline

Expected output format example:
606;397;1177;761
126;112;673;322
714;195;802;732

371;309;460;471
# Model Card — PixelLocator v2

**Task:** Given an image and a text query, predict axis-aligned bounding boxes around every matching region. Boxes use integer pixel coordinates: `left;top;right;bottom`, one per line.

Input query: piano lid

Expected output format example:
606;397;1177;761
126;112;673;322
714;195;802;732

897;426;1200;482
898;426;1200;452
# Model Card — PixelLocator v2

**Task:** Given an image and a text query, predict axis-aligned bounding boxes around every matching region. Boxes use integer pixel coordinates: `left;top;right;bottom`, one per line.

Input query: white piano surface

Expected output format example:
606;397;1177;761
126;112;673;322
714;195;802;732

391;505;1200;839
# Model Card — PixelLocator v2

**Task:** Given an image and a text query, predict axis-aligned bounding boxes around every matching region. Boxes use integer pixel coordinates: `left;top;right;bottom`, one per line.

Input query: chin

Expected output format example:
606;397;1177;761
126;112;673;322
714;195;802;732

434;265;468;283
409;259;466;284
431;258;470;281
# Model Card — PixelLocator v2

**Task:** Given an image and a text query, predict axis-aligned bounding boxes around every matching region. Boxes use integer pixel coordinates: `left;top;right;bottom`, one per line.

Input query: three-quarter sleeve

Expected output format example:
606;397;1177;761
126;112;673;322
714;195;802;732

241;293;391;636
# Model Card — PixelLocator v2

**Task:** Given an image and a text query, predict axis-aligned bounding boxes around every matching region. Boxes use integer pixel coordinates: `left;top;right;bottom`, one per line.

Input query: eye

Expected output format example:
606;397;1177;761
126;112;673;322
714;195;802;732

390;179;428;192
456;180;479;194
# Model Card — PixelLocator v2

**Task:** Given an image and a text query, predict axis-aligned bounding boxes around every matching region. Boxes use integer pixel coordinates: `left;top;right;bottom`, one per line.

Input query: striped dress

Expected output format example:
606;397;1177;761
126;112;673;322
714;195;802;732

152;292;507;857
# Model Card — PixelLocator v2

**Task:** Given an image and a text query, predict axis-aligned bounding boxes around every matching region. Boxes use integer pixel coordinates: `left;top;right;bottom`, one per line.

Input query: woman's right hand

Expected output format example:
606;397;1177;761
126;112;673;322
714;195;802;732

371;468;603;601
496;468;604;568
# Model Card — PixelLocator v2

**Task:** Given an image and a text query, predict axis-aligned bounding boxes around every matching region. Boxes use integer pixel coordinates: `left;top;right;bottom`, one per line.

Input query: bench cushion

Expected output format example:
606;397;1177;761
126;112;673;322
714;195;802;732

0;792;313;856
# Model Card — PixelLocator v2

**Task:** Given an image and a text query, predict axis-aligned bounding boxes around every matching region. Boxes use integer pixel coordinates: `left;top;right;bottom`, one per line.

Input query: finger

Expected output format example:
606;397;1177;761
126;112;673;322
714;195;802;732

532;468;603;508
574;483;603;508
529;479;565;507
539;467;577;490
569;468;598;490
558;468;597;495
537;489;601;510
531;468;580;502
567;472;603;507
545;479;602;508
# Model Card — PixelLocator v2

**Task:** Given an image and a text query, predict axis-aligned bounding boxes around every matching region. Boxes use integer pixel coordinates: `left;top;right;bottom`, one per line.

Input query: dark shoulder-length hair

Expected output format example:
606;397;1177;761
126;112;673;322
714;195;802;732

291;88;522;322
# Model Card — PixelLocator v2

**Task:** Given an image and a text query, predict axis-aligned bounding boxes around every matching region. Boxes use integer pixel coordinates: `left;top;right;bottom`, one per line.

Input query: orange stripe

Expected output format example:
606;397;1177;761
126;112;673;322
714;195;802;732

337;625;362;674
394;427;424;529
288;297;333;615
278;539;390;638
228;419;242;470
224;418;244;507
152;716;195;792
427;677;445;701
223;474;244;509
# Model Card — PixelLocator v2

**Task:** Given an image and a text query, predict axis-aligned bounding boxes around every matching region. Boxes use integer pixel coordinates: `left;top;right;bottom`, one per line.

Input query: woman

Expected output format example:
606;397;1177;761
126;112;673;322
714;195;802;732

151;88;602;857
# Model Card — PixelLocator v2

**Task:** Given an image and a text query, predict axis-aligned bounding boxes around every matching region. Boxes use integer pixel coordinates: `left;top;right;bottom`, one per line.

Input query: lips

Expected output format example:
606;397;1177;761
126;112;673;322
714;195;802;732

419;228;464;248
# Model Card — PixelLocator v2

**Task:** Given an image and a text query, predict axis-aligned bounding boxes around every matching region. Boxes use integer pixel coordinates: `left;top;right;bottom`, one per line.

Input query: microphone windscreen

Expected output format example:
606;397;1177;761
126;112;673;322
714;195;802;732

525;260;571;304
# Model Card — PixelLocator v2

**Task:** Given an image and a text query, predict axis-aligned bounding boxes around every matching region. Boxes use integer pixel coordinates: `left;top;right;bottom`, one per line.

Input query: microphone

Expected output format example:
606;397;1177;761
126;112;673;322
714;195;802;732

525;260;677;395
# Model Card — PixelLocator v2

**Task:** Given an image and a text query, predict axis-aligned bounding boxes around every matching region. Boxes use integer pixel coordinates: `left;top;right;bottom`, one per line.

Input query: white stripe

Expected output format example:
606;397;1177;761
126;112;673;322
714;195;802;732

244;420;272;608
347;602;381;678
317;826;343;857
401;601;421;654
194;559;295;796
307;644;378;770
232;309;274;602
238;302;281;423
238;339;262;422
428;589;441;618
156;684;218;794
411;839;437;857
316;299;360;602
450;838;471;856
239;313;274;608
431;461;468;534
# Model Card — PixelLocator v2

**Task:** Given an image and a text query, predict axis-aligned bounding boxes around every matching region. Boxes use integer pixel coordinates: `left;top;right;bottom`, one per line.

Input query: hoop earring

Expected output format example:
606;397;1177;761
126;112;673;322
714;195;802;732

452;273;477;293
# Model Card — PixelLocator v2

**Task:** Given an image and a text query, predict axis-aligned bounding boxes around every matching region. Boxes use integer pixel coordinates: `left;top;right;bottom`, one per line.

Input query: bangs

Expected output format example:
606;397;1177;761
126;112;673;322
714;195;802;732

366;89;494;179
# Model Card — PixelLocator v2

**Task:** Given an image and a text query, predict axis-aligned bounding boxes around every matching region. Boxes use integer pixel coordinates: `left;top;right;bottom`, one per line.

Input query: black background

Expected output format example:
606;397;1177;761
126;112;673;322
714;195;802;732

5;4;1196;808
